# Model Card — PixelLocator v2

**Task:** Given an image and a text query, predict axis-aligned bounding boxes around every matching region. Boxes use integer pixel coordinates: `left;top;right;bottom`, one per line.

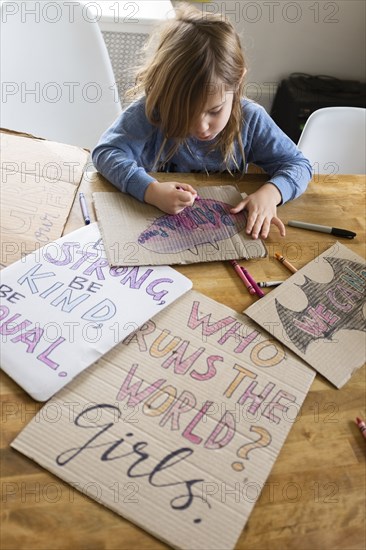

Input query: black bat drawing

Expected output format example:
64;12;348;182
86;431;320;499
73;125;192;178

275;257;366;353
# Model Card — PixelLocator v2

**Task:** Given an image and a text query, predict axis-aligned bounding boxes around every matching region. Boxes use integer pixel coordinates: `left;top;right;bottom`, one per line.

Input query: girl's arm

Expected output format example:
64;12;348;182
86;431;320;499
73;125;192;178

92;99;197;213
231;101;313;239
92;99;160;203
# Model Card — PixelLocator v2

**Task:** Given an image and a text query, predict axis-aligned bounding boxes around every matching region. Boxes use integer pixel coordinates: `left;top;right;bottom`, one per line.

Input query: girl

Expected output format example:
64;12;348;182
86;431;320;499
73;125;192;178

92;2;312;240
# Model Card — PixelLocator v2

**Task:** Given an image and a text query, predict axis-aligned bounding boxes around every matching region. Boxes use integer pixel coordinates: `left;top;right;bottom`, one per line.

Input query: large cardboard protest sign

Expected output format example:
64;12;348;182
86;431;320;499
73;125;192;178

245;242;366;388
93;186;267;266
0;130;88;267
0;223;192;400
12;291;315;549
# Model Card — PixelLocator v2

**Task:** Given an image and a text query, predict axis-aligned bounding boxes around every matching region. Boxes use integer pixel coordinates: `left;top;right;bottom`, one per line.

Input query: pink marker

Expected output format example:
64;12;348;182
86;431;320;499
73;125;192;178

230;260;256;295
240;267;265;298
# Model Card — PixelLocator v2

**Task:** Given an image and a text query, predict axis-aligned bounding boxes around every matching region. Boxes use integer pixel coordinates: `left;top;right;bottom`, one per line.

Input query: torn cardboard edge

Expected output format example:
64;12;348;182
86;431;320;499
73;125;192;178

0;129;90;266
0;129;90;185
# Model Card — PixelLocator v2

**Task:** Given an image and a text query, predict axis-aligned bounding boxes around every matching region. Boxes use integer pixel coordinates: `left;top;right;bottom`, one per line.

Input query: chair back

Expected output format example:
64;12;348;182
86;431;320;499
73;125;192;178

297;106;366;174
0;1;122;149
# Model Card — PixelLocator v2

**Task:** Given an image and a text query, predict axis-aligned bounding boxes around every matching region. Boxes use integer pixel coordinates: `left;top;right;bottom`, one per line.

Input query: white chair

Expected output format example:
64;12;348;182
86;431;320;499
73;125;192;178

297;107;366;174
0;1;122;150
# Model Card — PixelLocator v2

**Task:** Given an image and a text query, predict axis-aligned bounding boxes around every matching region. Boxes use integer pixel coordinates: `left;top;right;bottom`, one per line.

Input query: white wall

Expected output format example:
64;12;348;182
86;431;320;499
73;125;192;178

192;1;366;111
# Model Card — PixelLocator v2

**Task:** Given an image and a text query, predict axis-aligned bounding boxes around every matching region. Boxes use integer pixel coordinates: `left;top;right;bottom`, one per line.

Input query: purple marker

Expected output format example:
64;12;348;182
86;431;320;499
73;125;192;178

240;267;265;298
79;192;90;225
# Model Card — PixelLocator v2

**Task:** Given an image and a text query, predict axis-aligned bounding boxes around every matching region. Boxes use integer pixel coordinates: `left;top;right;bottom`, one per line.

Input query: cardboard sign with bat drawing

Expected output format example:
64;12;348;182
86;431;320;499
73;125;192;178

245;242;366;388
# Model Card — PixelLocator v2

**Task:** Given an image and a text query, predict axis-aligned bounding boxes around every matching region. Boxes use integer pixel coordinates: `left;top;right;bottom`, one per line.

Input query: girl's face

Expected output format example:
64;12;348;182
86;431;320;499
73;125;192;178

189;84;234;141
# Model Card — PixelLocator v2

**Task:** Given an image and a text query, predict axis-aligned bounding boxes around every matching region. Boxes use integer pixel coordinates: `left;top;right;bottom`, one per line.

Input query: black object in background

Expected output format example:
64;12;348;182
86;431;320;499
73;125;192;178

270;73;366;143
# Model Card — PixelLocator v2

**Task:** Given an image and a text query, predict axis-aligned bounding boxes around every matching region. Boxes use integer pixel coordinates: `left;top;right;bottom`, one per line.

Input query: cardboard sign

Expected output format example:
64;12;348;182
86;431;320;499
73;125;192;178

11;290;315;549
93;186;267;266
0;223;192;400
245;242;366;388
0;130;89;267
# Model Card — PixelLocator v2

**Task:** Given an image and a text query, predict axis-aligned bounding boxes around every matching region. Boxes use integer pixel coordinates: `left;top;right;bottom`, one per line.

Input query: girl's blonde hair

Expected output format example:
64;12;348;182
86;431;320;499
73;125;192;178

130;2;246;172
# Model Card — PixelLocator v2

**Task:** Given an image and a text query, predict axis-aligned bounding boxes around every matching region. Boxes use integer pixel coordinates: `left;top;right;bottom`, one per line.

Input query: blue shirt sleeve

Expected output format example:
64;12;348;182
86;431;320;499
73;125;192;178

242;100;313;203
92;96;312;205
92;98;158;202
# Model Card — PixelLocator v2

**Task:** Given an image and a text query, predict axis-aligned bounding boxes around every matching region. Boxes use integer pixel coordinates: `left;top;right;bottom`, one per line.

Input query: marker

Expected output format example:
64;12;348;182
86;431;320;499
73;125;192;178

258;281;284;288
240;267;265;298
79;192;90;225
288;220;356;239
274;252;298;274
230;260;256;295
356;417;366;440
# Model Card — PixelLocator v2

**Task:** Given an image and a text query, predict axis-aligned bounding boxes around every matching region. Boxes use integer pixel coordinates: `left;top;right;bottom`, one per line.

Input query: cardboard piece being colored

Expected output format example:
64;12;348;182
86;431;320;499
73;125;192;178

11;290;315;550
245;242;366;388
93;186;267;266
0;130;89;267
0;223;192;401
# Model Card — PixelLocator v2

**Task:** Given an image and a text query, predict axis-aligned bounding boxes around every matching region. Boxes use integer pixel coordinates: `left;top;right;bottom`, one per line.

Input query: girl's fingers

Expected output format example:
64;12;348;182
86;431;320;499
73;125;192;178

230;200;248;214
260;219;271;239
250;216;265;239
176;183;197;195
271;217;286;236
247;214;286;240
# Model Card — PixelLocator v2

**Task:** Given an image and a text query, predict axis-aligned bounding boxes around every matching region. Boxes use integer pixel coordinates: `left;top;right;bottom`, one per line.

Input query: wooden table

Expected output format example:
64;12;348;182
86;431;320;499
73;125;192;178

1;173;365;550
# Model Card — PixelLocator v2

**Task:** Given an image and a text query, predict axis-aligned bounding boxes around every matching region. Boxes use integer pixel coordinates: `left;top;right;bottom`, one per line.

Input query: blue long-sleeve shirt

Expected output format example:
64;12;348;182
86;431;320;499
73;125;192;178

92;97;312;204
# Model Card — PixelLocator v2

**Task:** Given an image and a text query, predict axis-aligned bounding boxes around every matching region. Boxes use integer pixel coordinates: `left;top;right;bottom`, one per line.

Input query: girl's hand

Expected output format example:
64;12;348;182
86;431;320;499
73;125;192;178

230;183;286;239
144;181;198;214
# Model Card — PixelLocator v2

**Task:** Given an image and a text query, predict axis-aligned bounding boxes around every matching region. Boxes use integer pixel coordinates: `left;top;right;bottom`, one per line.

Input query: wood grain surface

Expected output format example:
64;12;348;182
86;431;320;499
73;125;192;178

1;172;365;550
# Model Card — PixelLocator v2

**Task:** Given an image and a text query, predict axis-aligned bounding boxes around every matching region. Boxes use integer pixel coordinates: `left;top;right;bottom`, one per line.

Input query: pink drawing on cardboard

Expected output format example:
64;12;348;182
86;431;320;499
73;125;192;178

138;199;246;254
